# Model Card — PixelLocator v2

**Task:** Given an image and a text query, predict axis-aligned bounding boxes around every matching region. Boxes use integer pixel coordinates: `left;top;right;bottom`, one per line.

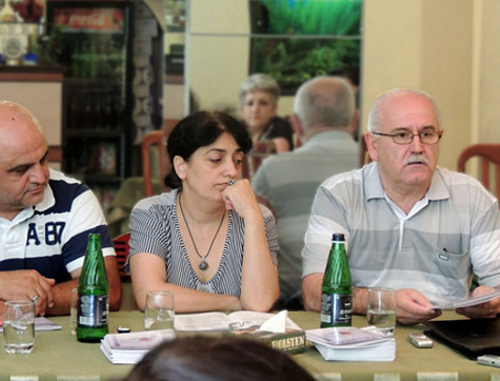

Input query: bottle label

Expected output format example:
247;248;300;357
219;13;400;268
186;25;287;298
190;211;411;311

78;295;109;327
320;293;352;325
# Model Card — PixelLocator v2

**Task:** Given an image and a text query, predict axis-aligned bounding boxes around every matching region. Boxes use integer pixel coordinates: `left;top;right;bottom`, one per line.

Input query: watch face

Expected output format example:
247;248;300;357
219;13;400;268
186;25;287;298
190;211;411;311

3;36;23;59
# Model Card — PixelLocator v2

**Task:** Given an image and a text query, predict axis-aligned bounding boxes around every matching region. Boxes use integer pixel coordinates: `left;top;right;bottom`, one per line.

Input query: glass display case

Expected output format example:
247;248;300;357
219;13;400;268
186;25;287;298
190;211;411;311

46;0;163;210
46;0;132;210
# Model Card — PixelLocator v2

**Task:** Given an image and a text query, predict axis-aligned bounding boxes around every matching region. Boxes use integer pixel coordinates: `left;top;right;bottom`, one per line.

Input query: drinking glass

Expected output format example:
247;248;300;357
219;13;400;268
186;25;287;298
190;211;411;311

70;288;78;335
144;291;175;330
3;300;35;354
366;288;396;336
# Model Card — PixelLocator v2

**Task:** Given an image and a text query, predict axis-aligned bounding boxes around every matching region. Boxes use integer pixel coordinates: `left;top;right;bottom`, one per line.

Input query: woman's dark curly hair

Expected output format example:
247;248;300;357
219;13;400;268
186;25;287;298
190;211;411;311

165;111;253;189
122;335;315;381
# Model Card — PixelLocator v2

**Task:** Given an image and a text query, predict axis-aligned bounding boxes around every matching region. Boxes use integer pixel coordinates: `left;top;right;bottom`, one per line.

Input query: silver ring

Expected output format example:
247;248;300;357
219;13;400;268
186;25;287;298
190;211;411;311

228;180;235;186
31;295;40;303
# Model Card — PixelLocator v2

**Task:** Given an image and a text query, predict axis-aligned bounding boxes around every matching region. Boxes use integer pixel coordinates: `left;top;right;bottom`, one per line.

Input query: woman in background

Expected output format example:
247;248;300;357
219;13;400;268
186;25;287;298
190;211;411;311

239;73;294;153
128;111;279;313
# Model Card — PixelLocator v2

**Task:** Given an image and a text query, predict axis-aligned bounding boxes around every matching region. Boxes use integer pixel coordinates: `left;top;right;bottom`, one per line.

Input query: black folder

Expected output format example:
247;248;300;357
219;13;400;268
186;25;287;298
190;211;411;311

424;318;500;360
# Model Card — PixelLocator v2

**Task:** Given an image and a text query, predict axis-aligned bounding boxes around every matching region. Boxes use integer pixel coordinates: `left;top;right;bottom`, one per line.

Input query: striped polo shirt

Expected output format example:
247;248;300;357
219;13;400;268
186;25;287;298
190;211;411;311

0;169;115;283
303;162;500;303
128;189;278;297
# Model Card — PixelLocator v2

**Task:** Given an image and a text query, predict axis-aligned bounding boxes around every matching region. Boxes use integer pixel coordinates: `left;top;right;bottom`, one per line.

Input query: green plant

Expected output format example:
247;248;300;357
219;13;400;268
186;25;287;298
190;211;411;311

252;38;361;92
250;0;362;93
260;0;362;36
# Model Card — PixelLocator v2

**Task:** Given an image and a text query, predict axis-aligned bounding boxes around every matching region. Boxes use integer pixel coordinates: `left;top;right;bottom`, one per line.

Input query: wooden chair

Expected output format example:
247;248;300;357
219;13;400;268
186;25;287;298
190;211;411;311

113;232;130;281
256;194;276;220
360;133;372;166
141;131;167;197
457;143;500;200
141;119;178;197
241;141;275;180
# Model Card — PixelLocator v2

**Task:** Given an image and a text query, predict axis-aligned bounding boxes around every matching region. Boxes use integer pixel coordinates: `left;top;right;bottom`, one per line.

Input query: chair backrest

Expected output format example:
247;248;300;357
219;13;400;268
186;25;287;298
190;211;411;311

141;119;178;197
141;131;167;197
457;143;500;199
256;194;276;220
113;232;130;281
360;133;372;166
242;141;274;180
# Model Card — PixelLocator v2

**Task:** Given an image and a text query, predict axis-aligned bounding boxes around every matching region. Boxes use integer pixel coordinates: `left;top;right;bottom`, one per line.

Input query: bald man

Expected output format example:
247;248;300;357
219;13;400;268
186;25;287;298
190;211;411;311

0;101;121;317
252;76;359;309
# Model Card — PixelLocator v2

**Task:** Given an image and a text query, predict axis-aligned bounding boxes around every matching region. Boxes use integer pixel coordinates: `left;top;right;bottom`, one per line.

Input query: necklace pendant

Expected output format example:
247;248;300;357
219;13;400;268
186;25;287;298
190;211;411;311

199;260;209;271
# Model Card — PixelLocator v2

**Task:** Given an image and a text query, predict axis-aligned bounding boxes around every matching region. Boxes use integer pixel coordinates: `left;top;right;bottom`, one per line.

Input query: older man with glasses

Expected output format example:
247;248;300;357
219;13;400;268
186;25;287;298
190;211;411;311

302;88;500;325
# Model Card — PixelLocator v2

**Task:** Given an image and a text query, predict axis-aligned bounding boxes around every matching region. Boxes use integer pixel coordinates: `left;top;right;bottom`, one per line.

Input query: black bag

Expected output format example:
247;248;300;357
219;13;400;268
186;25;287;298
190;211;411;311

424;318;500;360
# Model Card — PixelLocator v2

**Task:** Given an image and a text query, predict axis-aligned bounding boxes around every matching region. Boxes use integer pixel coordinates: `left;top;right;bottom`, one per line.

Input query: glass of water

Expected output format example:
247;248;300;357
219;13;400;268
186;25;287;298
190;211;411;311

366;288;396;336
144;290;175;330
70;288;78;335
3;300;35;354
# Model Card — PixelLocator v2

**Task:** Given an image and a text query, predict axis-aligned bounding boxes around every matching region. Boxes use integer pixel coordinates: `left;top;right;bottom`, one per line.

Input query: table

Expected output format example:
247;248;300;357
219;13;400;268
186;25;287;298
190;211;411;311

292;312;500;381
1;309;499;380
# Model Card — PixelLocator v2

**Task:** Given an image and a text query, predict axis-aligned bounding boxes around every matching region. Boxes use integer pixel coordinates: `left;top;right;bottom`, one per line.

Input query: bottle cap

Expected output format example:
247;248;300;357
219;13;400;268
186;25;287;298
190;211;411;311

332;233;345;241
117;326;131;333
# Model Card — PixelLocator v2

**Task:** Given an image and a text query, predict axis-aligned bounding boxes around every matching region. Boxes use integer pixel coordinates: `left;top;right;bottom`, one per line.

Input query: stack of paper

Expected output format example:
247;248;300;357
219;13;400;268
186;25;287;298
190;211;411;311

306;326;396;362
0;317;61;332
100;329;175;364
432;289;500;310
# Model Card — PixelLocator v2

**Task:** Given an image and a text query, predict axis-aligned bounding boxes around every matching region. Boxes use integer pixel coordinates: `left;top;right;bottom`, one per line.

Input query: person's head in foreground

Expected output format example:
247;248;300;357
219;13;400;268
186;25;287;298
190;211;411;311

123;336;315;381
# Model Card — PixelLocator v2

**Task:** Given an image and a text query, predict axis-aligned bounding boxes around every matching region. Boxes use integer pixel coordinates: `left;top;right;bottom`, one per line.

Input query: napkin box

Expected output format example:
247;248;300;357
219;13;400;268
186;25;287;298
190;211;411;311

229;328;306;355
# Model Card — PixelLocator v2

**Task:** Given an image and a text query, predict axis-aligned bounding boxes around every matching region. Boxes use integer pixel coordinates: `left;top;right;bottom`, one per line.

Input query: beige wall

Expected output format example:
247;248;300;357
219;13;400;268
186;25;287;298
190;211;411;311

188;0;250;115
174;0;500;173
477;0;500;143
361;0;500;171
0;81;62;146
362;0;474;170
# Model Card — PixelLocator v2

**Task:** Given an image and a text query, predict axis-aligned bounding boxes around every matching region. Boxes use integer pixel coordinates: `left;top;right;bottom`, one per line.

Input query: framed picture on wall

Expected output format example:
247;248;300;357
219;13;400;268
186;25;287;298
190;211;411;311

249;0;362;94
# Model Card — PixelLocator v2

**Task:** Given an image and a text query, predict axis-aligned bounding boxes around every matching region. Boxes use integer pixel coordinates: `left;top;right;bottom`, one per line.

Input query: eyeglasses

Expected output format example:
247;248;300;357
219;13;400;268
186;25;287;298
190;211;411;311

372;130;442;145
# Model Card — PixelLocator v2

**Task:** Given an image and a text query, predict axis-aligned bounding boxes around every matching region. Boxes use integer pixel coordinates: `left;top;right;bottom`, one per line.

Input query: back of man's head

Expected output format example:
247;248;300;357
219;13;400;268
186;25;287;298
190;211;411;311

293;76;355;131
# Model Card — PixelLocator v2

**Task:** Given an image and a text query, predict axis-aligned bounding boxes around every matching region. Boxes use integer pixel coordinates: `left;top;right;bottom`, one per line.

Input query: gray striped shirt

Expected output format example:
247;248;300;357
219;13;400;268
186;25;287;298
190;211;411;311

129;189;278;297
303;162;500;303
252;130;359;301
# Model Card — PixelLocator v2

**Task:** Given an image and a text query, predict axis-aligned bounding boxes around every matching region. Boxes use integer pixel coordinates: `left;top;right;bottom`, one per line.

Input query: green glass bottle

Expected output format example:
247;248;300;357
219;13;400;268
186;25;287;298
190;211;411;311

320;233;352;328
76;233;109;342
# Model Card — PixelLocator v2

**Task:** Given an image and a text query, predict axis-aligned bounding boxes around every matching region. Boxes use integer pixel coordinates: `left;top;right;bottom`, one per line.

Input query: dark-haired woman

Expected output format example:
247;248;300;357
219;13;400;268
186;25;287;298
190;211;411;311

128;111;279;313
122;336;315;381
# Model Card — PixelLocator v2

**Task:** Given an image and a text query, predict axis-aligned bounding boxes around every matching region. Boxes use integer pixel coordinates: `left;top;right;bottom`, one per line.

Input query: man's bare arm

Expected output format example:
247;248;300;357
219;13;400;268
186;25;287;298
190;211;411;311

0;270;55;316
104;256;122;311
45;278;79;316
45;256;122;316
302;273;323;311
